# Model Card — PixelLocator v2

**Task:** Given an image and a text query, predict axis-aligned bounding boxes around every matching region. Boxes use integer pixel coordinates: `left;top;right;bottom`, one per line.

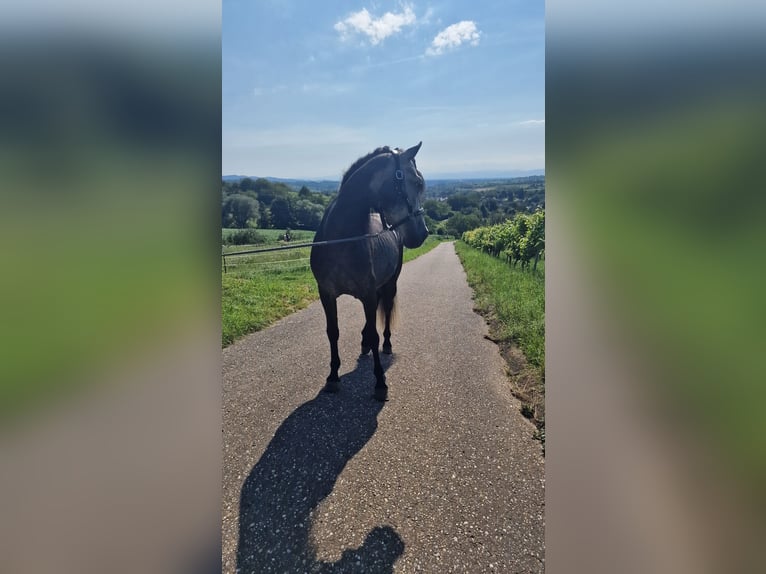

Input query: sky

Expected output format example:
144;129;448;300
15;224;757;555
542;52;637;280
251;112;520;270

223;1;544;179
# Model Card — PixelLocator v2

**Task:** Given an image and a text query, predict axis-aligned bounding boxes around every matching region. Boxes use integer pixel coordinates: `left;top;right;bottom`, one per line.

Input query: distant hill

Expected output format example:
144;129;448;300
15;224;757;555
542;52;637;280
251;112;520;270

426;169;545;179
222;173;544;194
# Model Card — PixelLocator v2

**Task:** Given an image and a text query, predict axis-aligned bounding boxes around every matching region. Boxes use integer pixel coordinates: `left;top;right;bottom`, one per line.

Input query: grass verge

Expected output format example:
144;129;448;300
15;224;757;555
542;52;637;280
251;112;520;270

454;241;545;446
222;235;447;347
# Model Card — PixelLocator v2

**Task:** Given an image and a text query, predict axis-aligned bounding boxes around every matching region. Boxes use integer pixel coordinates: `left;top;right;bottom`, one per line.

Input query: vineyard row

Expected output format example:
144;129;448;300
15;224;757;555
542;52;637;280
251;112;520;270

461;209;545;271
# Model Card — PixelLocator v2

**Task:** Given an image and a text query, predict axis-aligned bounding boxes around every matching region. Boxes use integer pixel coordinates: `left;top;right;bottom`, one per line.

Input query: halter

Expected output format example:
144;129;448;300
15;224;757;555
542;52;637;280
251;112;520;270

385;151;425;231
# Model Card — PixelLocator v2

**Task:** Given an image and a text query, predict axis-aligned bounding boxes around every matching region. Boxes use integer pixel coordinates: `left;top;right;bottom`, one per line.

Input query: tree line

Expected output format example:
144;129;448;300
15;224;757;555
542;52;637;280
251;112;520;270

221;175;544;238
222;177;329;230
461;209;545;270
422;177;544;236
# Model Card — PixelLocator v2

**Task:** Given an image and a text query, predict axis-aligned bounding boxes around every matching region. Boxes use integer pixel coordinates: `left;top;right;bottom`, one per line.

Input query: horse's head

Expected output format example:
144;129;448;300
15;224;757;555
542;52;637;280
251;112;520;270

375;142;429;248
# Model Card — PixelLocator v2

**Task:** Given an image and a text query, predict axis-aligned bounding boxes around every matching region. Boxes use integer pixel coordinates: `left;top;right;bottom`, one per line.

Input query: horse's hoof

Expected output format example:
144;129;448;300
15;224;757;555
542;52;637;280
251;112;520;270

323;379;339;393
374;387;388;402
382;344;392;355
360;345;371;356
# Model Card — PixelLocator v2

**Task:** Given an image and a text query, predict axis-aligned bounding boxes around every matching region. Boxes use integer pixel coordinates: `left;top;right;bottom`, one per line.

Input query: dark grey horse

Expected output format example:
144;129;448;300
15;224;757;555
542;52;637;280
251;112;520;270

310;142;428;401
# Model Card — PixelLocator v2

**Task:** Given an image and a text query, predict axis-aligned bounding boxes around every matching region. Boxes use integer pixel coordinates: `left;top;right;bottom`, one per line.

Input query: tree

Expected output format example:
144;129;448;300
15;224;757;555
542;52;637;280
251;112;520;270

423;199;452;221
445;213;481;237
480;197;498;218
294;200;323;230
254;179;291;205
269;196;296;229
222;194;259;228
447;192;480;213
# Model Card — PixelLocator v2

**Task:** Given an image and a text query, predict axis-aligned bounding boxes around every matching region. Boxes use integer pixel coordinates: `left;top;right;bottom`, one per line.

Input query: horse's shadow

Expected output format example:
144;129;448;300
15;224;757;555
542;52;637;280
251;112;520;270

236;354;403;573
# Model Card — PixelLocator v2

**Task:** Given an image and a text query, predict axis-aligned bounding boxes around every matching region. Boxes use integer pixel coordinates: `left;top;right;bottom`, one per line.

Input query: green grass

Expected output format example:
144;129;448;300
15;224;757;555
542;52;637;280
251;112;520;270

455;242;545;370
222;234;446;346
454;241;545;434
222;227;315;245
222;266;317;346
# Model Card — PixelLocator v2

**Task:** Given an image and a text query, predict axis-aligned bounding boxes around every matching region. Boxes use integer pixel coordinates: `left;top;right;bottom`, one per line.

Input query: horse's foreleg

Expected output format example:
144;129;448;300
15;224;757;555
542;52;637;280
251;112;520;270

320;292;341;393
362;298;387;401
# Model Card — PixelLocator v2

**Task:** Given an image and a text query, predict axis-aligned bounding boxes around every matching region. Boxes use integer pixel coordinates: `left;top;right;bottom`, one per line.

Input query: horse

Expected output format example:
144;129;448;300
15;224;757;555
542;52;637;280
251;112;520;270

310;142;429;401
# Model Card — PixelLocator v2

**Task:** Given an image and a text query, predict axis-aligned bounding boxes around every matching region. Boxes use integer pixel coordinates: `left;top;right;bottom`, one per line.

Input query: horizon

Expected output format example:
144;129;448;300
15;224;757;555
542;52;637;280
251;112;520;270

222;169;545;182
223;1;544;179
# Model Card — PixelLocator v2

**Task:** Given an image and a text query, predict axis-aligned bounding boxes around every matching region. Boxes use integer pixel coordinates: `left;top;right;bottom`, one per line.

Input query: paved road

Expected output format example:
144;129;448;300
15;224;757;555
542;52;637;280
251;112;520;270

222;242;545;573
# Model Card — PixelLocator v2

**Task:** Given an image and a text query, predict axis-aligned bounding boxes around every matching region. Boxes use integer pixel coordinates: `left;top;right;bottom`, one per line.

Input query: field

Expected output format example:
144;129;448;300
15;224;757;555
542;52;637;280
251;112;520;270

222;232;448;346
454;242;545;439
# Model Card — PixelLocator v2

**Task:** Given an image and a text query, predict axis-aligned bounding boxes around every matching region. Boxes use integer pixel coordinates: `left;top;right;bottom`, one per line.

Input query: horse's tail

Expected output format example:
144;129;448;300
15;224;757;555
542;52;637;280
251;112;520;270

377;291;397;330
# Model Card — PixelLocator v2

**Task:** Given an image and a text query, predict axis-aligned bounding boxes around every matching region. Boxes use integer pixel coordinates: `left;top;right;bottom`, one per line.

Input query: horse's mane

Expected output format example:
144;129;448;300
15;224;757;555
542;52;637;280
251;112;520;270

340;146;401;187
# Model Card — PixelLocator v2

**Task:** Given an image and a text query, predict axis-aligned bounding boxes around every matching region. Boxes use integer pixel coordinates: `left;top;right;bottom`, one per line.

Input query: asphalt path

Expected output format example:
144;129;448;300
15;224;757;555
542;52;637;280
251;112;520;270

222;242;545;573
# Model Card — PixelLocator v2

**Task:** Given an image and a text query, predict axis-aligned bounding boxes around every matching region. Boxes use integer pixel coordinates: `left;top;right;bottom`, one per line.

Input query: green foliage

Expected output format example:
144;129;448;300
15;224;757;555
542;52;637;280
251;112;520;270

293;199;324;230
426;176;545;208
445;212;482;236
424;177;544;240
222;176;544;239
222;194;260;228
222;227;315;247
423;199;452;221
222;177;331;232
269;196;296;229
446;191;480;212
462;209;545;270
224;228;268;246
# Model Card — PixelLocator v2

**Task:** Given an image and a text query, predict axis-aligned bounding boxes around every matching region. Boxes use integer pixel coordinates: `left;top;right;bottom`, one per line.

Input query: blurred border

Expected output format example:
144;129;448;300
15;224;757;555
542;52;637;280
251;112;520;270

3;1;766;572
0;3;222;573
546;2;766;573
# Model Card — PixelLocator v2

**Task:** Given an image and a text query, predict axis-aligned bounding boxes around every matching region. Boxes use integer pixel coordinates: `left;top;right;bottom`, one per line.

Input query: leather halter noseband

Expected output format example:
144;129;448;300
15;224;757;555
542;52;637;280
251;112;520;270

385;151;425;231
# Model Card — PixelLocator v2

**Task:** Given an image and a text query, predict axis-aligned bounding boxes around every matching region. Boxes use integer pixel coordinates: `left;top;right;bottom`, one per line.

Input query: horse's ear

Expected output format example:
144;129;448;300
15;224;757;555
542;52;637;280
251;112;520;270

401;141;422;160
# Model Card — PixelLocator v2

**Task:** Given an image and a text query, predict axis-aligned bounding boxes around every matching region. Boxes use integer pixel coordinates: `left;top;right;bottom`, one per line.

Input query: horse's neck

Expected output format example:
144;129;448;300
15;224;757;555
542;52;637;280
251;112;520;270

323;189;373;238
323;195;370;239
325;157;388;237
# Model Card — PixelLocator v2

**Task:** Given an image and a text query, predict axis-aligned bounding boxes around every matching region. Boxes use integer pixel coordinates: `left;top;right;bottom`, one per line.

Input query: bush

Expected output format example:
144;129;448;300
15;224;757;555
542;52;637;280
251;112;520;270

225;229;268;245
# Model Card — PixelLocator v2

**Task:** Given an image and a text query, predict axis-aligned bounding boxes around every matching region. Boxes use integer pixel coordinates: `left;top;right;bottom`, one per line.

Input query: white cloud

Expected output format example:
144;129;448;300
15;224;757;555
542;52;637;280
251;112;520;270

426;20;481;56
334;4;416;45
519;119;545;125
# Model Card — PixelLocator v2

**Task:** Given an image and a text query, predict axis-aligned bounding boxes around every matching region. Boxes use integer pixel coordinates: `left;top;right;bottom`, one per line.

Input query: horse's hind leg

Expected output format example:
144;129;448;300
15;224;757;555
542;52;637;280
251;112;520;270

380;281;396;355
320;291;341;393
362;297;387;401
360;327;371;356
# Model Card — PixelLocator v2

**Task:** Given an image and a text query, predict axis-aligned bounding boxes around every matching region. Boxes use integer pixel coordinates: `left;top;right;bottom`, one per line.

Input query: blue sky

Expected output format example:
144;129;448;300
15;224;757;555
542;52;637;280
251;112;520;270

223;1;544;179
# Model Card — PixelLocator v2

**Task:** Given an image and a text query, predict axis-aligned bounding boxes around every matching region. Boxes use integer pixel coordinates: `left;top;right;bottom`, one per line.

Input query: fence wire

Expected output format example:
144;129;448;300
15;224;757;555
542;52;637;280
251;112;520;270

222;242;313;274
